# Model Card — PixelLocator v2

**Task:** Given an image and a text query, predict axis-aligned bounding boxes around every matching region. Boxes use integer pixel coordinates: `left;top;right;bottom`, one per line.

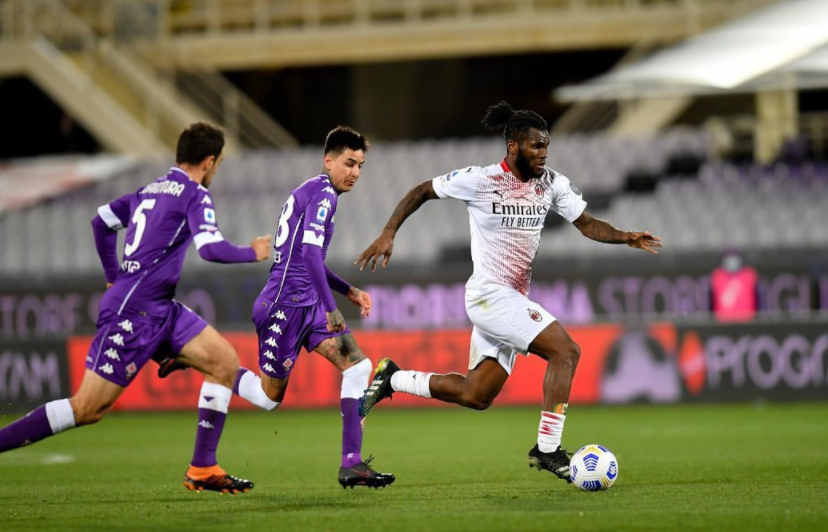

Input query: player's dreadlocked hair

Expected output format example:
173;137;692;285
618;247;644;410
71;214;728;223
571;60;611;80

324;125;369;156
481;101;547;142
176;121;225;165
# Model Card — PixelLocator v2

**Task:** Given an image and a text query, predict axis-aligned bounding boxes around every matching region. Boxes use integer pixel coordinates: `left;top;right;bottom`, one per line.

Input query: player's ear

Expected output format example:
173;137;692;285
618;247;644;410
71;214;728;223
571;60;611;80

506;139;518;156
323;153;333;172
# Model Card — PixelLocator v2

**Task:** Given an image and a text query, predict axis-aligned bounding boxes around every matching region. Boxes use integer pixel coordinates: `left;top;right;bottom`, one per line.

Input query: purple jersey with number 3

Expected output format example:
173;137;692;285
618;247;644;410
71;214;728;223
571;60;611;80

260;175;338;306
95;167;225;318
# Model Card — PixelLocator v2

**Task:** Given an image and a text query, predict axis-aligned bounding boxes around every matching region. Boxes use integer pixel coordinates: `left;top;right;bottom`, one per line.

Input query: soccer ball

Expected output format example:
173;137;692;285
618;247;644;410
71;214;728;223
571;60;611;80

569;444;618;491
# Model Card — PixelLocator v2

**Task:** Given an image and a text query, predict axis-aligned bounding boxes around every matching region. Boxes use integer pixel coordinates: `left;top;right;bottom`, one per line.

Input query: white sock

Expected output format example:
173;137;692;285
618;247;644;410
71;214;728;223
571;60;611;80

538;411;566;453
236;368;279;411
45;399;76;434
390;370;433;398
199;382;232;413
342;359;371;399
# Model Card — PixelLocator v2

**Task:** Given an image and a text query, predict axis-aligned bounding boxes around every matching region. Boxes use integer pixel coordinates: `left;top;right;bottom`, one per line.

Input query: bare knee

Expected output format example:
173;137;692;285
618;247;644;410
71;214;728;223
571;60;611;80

568;341;581;368
206;338;240;386
460;390;496;410
69;398;109;426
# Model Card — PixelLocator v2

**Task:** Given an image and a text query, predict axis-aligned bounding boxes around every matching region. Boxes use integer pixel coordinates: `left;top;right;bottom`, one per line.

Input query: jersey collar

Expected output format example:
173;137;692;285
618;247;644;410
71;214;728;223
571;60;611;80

500;159;512;174
169;167;189;180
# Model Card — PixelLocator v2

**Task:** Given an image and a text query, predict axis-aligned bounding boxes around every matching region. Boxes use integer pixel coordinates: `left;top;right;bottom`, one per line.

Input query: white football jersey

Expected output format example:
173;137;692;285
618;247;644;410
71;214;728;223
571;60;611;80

432;160;586;299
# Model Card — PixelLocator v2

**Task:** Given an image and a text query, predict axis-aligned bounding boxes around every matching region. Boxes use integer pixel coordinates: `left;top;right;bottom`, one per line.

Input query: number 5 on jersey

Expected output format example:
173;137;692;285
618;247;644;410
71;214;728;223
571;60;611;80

124;198;157;256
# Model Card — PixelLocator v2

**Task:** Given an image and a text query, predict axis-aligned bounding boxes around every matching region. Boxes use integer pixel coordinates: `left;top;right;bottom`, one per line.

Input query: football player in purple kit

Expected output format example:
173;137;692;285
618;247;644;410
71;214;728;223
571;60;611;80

185;126;394;488
0;122;271;494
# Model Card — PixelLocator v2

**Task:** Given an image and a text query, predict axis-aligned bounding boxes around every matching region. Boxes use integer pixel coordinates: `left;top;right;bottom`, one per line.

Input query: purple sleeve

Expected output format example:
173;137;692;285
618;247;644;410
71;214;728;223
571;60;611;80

198;240;256;263
303;245;337;312
91;215;120;283
187;188;256;264
325;264;351;295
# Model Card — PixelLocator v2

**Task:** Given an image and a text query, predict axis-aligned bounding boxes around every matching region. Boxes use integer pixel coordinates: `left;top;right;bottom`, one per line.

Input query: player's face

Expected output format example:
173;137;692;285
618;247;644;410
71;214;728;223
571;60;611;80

201;152;224;189
514;129;549;179
324;148;365;193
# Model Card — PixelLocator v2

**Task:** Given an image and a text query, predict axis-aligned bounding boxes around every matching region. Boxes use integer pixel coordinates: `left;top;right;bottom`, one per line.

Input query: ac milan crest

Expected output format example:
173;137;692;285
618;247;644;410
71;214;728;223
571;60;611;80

528;309;543;322
535;183;544;196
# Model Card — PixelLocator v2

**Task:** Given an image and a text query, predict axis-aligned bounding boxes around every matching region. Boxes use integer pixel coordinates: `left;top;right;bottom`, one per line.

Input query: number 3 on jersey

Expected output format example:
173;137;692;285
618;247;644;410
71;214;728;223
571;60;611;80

274;195;296;256
124;198;156;256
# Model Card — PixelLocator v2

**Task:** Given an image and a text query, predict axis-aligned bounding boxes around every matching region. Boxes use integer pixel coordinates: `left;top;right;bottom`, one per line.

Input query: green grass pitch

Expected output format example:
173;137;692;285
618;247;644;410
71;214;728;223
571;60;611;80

1;403;826;531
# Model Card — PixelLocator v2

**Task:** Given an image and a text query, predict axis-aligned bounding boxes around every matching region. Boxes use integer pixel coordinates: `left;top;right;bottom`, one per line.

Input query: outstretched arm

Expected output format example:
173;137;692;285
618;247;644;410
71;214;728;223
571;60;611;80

356;180;438;271
198;235;270;263
572;211;662;254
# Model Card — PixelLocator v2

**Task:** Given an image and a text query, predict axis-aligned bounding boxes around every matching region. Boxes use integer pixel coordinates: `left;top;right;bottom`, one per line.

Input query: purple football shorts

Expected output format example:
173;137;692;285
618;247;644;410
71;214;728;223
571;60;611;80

252;293;349;379
85;301;207;386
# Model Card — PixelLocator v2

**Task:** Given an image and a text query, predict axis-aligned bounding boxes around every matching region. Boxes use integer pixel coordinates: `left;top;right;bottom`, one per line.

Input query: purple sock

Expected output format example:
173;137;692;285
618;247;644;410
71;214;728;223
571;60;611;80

191;407;227;467
341;398;363;468
0;405;54;453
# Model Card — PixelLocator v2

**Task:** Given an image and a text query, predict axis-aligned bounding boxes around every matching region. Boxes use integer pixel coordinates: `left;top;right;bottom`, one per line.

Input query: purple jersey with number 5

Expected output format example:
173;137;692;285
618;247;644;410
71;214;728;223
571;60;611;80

260;175;338;306
95;167;225;318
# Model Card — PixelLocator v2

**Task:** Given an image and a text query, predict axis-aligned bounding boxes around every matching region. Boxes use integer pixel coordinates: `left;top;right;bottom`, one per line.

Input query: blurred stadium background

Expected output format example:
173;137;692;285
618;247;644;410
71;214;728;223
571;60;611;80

2;1;828;530
1;0;826;413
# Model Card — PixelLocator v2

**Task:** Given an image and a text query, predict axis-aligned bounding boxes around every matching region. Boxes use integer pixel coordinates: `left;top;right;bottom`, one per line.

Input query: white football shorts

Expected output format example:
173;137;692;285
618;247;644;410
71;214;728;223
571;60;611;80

465;286;557;374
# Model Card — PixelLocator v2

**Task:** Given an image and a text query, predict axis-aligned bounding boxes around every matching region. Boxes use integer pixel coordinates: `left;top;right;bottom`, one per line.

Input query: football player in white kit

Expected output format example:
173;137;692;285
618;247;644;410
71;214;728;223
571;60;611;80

355;101;661;482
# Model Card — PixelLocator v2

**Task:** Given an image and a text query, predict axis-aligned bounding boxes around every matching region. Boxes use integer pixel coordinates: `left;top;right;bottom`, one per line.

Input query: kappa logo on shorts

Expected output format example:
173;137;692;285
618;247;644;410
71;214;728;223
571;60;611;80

265;337;278;347
274;310;287;321
108;333;125;347
282;359;293;371
98;363;114;375
269;324;283;334
263;363;276;373
125;362;137;379
118;319;133;333
263;350;276;361
528;308;543;322
104;348;120;361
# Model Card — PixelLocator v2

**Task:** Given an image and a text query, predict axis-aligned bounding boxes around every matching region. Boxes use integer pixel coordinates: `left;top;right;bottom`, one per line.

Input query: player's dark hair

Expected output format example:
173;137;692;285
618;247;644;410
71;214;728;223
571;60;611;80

324;126;369;156
176;121;225;165
481;101;547;142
